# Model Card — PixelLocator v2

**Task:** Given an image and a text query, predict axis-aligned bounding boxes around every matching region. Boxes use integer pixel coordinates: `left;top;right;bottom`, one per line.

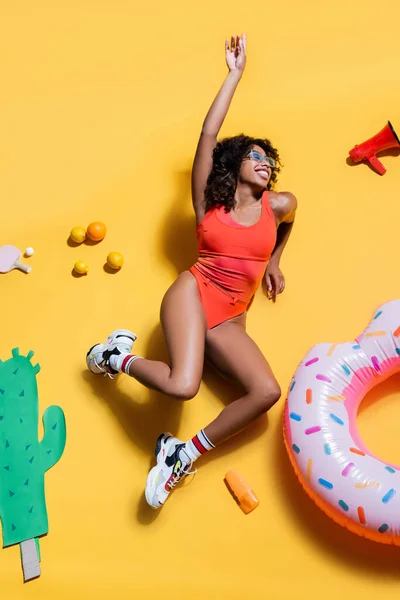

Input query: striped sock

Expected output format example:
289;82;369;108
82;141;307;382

109;352;143;374
179;429;215;463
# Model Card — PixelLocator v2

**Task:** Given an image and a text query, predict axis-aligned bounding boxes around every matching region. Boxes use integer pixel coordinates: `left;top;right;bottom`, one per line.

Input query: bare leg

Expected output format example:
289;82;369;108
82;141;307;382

203;314;281;445
127;271;207;399
142;296;279;509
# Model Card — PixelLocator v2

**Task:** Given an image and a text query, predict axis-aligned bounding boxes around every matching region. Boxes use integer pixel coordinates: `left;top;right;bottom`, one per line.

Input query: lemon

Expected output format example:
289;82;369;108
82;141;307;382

107;252;124;270
74;260;89;275
70;226;87;244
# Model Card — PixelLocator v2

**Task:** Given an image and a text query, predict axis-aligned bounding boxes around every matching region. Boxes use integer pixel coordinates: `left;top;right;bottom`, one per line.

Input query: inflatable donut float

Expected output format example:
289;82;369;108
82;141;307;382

284;300;400;545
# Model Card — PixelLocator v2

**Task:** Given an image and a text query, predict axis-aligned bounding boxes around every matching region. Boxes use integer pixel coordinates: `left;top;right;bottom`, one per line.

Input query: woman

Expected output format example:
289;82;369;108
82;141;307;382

86;33;297;509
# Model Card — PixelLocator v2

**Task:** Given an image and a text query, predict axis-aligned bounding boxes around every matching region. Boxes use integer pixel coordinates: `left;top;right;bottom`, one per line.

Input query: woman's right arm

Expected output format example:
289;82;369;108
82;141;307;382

191;34;247;224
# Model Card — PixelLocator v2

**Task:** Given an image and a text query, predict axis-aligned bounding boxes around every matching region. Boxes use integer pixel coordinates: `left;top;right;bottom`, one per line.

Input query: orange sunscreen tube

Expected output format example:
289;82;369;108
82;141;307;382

225;470;260;514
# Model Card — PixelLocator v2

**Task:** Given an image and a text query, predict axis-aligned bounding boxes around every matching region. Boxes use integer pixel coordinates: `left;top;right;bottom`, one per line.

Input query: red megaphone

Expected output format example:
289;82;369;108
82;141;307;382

349;121;400;175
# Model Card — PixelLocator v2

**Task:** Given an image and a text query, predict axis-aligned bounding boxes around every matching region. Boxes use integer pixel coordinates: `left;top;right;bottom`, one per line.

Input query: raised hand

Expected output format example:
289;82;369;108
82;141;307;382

225;33;247;74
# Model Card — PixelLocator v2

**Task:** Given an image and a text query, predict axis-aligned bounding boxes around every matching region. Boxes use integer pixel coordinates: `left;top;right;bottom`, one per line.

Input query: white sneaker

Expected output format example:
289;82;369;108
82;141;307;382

86;329;137;378
145;433;196;509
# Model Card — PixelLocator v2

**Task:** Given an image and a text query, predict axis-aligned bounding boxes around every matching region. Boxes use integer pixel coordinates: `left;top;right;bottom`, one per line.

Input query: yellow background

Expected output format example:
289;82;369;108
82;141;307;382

1;0;400;597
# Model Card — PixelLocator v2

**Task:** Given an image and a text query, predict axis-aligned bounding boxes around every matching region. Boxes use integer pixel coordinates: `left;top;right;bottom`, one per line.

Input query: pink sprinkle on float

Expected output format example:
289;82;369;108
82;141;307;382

316;374;332;383
342;462;355;477
305;426;321;435
305;357;319;367
371;356;381;371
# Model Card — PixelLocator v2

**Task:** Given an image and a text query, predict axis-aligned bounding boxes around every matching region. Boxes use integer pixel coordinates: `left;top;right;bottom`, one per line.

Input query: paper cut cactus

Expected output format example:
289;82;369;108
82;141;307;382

0;348;66;580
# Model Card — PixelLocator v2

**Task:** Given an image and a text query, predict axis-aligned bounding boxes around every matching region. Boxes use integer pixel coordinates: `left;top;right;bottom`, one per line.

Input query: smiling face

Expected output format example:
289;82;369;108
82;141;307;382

238;145;275;189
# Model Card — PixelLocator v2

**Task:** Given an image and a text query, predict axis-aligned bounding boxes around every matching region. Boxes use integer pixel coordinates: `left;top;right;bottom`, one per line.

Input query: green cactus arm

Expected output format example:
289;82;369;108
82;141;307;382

39;406;66;471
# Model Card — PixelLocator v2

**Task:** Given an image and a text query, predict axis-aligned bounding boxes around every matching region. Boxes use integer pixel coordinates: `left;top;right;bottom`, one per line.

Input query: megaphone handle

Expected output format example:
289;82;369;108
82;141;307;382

368;155;386;175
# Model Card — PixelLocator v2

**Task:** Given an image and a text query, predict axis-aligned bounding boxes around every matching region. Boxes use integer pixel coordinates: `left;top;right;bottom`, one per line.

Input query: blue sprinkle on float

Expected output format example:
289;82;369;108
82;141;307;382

341;364;351;376
385;466;396;474
289;412;302;422
382;489;396;504
324;443;332;455
318;478;333;490
329;413;344;426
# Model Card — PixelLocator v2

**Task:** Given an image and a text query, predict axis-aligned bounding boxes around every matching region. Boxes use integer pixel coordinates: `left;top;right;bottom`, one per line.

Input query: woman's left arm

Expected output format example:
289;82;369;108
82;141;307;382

263;192;297;302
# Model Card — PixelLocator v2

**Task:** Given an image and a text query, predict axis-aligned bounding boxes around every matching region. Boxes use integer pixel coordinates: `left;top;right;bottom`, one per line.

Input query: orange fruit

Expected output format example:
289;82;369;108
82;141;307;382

107;252;124;270
87;221;107;241
70;226;86;243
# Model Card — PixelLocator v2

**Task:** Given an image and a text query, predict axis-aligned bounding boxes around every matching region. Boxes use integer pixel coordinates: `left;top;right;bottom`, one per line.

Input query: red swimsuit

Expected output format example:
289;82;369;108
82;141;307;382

190;190;277;329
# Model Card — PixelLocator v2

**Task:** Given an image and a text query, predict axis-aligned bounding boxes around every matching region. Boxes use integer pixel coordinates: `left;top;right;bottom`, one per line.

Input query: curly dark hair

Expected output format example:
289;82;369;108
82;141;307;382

204;134;282;213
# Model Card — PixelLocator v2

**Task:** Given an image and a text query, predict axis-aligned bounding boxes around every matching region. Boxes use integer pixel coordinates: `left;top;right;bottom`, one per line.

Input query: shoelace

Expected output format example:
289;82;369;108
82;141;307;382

93;357;115;379
167;463;197;490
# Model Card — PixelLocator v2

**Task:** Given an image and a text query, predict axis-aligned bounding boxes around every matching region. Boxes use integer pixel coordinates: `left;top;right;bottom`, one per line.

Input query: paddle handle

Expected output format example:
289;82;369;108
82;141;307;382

14;260;31;273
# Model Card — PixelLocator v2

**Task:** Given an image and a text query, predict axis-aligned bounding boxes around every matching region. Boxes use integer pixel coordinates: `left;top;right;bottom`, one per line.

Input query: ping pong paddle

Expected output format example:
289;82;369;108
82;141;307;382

0;245;31;274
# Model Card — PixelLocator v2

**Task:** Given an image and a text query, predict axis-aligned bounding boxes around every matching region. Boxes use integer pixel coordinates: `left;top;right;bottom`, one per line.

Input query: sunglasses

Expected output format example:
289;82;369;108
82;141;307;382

244;149;276;169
